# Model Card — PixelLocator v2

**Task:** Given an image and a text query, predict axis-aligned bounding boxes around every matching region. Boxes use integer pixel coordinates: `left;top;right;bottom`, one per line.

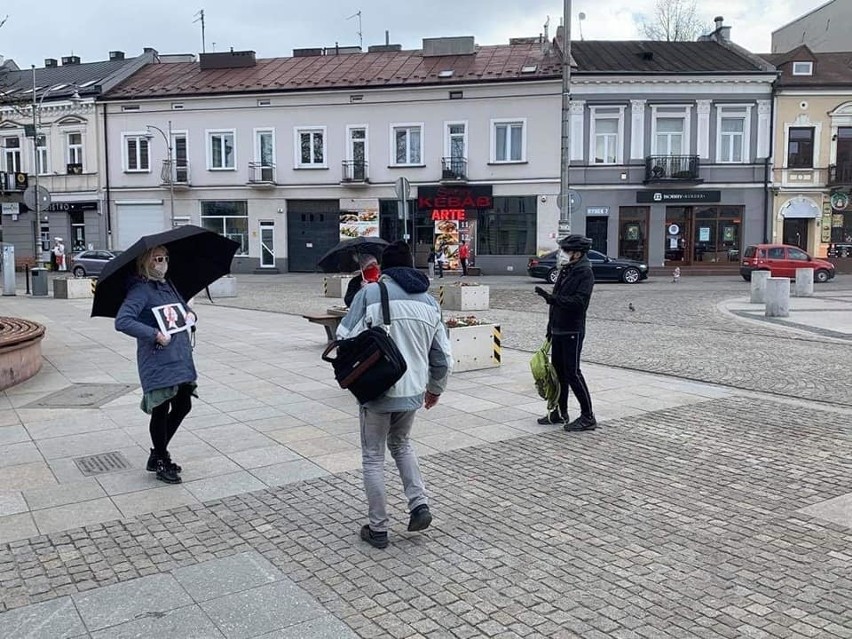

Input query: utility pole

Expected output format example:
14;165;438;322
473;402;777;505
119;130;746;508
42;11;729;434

559;0;573;237
347;10;363;49
194;10;206;53
31;65;41;264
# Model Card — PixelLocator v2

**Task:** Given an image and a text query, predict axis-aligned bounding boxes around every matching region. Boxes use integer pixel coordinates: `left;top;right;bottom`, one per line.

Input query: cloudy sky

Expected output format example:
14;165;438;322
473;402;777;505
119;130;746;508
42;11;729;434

0;0;827;67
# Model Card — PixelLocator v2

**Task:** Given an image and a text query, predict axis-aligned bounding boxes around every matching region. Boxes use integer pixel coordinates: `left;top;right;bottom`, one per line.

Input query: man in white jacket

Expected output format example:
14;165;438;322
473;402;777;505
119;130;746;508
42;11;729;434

337;241;453;549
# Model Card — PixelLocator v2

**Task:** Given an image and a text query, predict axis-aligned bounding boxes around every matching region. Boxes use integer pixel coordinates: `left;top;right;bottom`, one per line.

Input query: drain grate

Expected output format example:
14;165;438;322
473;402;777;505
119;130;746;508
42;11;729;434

25;383;136;409
73;451;132;476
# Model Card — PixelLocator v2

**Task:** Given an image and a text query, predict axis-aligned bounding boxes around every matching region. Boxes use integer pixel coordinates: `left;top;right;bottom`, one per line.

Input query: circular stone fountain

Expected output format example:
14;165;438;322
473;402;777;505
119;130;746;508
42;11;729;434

0;317;46;391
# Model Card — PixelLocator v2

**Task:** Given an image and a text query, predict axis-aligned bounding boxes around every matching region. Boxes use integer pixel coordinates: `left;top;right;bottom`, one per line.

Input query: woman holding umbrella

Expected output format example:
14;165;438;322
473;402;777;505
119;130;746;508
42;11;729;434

115;245;197;484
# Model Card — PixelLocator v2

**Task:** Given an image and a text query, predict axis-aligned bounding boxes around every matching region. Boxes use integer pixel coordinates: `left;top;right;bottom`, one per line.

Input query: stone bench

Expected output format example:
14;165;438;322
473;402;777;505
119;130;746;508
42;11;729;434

302;314;343;343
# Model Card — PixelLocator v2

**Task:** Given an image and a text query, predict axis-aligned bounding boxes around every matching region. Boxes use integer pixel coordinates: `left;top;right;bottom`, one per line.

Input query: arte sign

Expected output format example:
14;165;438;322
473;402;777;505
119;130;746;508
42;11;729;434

418;185;493;211
431;209;466;221
637;190;722;204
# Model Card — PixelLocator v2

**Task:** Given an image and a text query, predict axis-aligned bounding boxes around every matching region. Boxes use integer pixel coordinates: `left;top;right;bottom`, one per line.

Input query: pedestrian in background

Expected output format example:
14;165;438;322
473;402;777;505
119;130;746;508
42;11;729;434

337;240;453;549
344;253;382;307
436;245;448;279
534;235;597;431
427;248;436;279
115;245;198;484
458;240;470;276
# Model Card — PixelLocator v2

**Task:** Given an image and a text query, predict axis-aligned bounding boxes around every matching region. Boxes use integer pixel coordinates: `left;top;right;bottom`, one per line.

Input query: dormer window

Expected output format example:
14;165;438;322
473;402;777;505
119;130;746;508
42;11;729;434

792;61;813;76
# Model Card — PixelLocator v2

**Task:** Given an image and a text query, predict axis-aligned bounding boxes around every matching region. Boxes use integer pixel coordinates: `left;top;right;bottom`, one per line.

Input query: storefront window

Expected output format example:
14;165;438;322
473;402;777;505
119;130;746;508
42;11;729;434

70;211;86;253
201;200;248;255
665;207;690;263
477;196;536;256
830;212;852;257
693;206;742;262
619;207;648;262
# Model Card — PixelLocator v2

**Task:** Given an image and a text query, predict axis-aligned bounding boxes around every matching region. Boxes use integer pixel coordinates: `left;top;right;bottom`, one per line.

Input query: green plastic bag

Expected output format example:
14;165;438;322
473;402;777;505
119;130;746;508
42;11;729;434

530;339;560;414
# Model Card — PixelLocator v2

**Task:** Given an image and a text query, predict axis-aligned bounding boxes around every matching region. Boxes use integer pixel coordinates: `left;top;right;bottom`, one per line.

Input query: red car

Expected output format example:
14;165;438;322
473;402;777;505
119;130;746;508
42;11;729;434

740;244;835;283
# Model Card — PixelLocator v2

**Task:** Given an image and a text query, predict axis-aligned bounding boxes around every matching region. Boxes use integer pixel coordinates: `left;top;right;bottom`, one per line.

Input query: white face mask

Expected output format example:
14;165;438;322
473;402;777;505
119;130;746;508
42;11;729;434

556;250;571;267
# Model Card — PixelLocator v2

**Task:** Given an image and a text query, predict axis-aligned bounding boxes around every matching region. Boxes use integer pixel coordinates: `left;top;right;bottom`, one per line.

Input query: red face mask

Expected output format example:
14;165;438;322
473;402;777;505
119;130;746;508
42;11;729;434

362;264;381;282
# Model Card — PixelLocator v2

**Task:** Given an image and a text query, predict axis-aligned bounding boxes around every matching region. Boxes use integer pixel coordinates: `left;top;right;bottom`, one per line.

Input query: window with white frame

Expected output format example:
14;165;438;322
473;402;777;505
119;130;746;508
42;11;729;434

36;136;49;175
124;134;150;172
446;122;466;160
716;107;751;163
295;127;325;168
67;132;83;170
492;120;525;162
208;131;235;170
591;108;623;164
392;124;422;165
3;137;21;173
792;61;813;76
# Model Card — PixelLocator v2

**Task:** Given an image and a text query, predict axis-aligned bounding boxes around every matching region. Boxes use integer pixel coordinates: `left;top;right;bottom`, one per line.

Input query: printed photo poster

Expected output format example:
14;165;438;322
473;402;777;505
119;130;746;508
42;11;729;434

434;219;460;269
152;303;192;336
339;201;380;240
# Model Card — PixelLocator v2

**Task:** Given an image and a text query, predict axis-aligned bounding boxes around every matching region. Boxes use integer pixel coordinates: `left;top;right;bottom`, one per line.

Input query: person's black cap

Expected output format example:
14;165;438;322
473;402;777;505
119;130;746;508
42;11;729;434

381;240;413;268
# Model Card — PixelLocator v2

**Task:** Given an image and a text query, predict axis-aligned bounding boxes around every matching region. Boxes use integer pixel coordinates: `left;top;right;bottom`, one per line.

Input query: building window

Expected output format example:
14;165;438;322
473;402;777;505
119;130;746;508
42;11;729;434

67;132;83;169
3;137;21;173
123;134;150;172
591;108;622;164
391;124;422;165
36;136;49;175
619;207;649;263
787;127;814;168
792;61;813;76
208;131;235;170
492;120;525;162
655;118;684;155
446;122;466;160
716;106;751;164
295;127;326;168
693;206;743;263
200;201;249;255
477;196;536;255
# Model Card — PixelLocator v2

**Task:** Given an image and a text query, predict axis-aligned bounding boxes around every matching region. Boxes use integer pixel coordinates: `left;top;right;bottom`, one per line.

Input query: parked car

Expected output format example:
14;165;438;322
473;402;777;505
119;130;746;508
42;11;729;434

740;244;835;283
528;249;649;284
70;250;123;277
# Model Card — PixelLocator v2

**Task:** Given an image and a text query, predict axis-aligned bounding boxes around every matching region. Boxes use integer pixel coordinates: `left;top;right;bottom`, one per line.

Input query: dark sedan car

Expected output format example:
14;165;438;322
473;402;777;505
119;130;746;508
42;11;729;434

70;250;123;277
528;249;649;284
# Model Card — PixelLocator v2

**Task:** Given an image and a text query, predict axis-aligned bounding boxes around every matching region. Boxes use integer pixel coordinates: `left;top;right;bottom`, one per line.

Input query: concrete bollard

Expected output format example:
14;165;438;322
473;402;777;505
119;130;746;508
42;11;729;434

793;268;814;298
750;270;771;304
765;277;790;318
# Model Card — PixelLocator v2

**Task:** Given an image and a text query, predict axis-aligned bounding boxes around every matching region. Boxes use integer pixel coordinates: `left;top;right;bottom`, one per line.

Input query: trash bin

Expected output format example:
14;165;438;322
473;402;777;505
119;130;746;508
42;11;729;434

31;268;48;297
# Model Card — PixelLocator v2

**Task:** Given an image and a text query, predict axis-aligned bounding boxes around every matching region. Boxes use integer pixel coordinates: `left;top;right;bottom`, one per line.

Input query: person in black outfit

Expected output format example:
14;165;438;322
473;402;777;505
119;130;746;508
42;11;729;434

534;235;597;431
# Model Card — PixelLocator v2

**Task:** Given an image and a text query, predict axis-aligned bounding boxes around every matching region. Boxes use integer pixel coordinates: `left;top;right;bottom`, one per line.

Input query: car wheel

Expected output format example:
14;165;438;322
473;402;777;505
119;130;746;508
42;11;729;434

622;267;641;284
72;266;86;277
741;273;751;282
547;268;558;284
815;269;830;283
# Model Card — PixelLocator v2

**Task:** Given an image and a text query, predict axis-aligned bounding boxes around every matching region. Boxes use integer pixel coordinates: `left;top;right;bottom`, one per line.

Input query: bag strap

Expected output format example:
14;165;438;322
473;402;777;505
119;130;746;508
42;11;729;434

379;280;391;327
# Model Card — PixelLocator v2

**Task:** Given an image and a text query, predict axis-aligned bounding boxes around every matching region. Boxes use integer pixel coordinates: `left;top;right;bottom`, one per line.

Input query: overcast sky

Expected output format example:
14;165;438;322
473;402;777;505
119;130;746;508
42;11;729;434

0;0;827;68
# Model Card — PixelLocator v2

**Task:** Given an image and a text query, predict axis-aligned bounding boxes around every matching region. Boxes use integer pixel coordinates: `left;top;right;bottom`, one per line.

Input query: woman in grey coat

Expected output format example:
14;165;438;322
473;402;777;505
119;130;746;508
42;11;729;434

115;245;197;484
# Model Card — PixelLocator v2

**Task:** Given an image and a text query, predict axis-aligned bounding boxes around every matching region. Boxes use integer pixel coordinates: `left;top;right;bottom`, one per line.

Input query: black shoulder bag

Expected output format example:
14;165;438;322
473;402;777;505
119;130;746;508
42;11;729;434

321;281;408;404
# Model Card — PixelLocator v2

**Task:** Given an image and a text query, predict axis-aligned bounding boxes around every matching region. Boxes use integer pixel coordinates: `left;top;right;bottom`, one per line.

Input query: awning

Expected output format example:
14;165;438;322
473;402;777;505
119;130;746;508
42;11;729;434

779;197;821;219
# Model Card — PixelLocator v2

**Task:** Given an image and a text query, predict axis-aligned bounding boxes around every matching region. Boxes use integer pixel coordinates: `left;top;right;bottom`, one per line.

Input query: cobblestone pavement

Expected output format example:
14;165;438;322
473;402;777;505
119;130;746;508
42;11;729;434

1;396;851;637
204;273;852;406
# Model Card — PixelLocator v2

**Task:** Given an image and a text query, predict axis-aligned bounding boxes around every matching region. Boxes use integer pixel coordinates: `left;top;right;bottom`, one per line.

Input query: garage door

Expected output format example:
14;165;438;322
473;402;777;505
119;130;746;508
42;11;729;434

116;204;166;249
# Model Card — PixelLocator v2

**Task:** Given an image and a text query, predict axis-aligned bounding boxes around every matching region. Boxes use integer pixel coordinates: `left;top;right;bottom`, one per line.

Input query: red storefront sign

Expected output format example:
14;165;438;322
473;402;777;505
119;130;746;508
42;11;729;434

431;209;466;221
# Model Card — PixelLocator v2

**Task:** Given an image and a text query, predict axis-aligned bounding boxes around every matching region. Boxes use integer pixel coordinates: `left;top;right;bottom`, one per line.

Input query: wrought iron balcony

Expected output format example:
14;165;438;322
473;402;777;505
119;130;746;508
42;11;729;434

644;155;701;184
441;157;468;182
248;162;275;186
341;160;369;183
828;161;852;186
160;160;191;188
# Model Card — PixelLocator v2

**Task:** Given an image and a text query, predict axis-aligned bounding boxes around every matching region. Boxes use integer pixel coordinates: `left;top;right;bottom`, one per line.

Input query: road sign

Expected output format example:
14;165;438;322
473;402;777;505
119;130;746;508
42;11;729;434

394;177;411;201
23;185;51;211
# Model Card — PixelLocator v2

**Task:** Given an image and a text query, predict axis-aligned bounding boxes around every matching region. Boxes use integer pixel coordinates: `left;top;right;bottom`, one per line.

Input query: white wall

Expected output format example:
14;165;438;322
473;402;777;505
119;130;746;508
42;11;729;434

772;0;850;53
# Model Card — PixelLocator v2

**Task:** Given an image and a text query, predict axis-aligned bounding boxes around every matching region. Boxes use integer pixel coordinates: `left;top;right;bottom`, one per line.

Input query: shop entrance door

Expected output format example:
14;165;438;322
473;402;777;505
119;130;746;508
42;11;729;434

782;218;809;249
259;221;275;268
585;217;608;254
665;207;691;265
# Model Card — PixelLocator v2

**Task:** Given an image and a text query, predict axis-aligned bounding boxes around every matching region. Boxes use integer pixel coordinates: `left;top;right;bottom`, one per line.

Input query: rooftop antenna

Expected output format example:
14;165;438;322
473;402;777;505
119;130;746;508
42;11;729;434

578;12;586;41
544;15;550;41
0;15;8;30
347;10;363;49
194;9;207;53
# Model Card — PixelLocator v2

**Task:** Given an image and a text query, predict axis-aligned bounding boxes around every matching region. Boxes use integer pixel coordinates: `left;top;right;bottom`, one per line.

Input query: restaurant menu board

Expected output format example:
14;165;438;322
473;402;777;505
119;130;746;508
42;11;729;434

435;219;460;270
339;207;379;240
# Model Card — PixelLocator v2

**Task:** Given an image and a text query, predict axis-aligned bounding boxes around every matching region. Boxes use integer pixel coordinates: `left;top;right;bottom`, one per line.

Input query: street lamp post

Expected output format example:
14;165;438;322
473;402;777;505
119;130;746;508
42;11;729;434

559;0;573;236
145;121;175;228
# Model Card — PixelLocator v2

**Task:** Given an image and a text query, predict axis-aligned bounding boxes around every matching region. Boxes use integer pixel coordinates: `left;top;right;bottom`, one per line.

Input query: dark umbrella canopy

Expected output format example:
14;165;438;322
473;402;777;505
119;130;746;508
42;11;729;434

91;225;240;318
316;237;388;273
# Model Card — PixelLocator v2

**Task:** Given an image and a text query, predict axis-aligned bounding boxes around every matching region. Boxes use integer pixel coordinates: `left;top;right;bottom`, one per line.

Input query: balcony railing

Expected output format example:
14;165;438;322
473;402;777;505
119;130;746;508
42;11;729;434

248;162;275;185
441;157;468;182
341;160;368;183
828;161;852;186
160;160;190;187
644;155;701;183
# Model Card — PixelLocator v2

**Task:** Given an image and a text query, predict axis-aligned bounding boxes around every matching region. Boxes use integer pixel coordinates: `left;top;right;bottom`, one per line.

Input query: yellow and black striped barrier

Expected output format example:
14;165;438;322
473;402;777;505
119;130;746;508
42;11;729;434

90;279;97;295
492;324;502;364
323;277;328;296
438;285;444;307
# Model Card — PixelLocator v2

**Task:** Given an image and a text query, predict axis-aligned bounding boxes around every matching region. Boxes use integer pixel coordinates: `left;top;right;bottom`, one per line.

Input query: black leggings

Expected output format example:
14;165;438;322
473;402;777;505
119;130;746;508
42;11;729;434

149;384;194;456
551;332;593;418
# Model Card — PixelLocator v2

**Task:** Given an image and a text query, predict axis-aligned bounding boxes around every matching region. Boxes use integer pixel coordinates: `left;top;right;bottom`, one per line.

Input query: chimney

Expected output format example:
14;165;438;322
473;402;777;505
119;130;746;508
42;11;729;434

109;50;125;61
61;55;81;66
44;58;58;68
713;16;731;42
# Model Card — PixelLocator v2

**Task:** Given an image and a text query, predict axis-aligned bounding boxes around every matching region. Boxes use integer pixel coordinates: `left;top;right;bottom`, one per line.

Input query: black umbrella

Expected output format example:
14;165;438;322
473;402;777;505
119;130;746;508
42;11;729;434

316;237;389;273
91;225;240;318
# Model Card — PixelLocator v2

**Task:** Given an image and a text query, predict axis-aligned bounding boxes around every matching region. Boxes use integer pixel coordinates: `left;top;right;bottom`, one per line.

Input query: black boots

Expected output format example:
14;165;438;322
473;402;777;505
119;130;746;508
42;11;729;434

408;505;432;532
148;449;182;483
360;525;389;549
564;414;598;432
147;449;182;473
537;410;567;425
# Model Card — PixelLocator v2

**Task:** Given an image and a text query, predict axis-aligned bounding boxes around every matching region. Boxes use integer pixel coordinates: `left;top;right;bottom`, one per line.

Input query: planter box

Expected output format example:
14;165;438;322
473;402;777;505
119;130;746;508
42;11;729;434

207;276;238;298
324;276;353;298
53;277;95;299
441;285;490;311
448;323;501;372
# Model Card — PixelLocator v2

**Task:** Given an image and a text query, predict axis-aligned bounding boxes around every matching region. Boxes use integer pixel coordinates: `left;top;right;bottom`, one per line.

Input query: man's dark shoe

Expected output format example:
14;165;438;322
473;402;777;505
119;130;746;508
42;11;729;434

155;459;182;484
360;525;389;549
162;451;182;473
408;504;432;532
564;415;598;432
147;449;182;473
537;410;567;425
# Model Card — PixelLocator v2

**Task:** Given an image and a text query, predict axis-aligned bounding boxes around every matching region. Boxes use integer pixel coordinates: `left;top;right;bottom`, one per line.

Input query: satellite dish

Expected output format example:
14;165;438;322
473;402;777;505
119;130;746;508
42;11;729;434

23;185;51;212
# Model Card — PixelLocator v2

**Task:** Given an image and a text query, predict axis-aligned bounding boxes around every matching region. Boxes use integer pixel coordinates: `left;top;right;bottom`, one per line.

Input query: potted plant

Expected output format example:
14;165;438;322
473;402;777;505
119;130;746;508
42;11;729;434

444;315;501;372
440;281;489;311
324;274;354;298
